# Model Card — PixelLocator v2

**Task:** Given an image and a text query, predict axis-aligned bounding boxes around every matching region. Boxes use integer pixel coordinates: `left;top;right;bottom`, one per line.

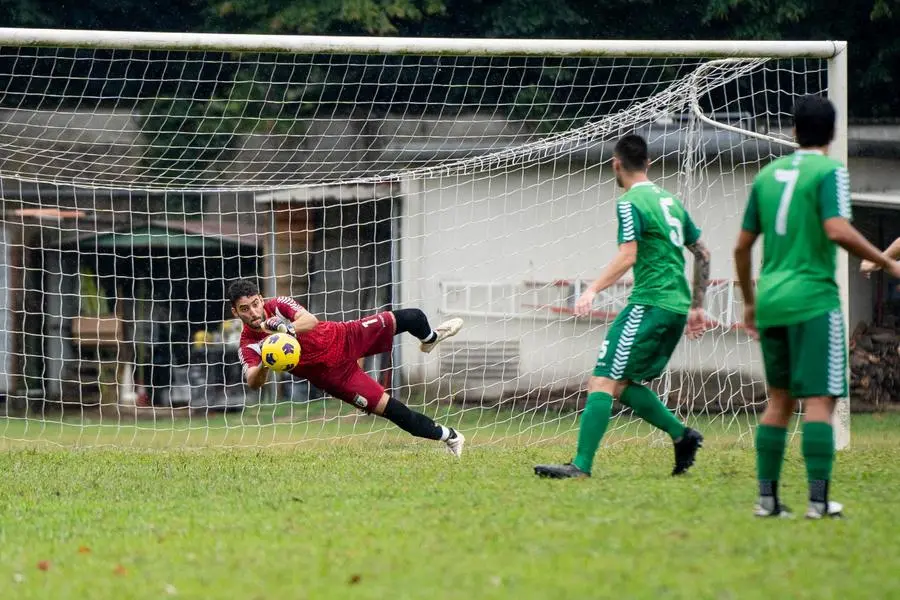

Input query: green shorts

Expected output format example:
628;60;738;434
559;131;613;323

593;304;686;382
759;309;848;398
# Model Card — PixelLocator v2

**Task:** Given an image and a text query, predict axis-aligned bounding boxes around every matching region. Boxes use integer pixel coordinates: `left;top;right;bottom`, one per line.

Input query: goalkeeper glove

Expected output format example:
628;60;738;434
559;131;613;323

264;317;296;336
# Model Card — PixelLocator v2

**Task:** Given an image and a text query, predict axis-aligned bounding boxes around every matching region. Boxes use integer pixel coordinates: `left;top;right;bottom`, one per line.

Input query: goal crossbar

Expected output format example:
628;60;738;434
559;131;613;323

0;27;845;59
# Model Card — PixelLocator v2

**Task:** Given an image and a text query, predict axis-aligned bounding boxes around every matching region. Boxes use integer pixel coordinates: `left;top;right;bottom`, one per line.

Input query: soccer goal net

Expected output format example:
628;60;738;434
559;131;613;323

0;29;848;449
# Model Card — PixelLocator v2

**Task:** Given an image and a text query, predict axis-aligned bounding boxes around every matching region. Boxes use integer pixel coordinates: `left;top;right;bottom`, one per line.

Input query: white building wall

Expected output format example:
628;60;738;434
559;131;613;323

847;157;900;193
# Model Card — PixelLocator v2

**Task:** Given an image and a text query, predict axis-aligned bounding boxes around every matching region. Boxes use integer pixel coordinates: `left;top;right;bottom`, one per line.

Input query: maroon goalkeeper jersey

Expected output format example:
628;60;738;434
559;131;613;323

238;297;349;374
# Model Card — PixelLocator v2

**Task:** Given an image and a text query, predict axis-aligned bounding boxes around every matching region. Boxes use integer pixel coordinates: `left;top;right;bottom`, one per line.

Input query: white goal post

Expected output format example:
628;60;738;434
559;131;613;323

0;28;849;449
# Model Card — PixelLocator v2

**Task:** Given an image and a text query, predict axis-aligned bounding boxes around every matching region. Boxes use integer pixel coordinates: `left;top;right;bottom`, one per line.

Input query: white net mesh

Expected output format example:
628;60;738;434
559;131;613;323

0;36;834;447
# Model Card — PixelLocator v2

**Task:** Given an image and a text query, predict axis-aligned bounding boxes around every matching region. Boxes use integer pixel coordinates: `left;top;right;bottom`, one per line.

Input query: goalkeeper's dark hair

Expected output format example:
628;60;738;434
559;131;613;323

227;279;260;305
613;134;649;172
793;95;835;148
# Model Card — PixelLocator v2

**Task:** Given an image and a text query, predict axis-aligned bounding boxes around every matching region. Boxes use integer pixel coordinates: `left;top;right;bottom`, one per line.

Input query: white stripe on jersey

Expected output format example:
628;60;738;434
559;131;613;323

835;167;851;220
617;201;636;242
277;296;303;312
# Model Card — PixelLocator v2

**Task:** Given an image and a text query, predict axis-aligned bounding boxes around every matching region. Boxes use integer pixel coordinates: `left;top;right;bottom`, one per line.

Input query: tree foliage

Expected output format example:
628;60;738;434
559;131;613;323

208;0;445;35
698;0;900;117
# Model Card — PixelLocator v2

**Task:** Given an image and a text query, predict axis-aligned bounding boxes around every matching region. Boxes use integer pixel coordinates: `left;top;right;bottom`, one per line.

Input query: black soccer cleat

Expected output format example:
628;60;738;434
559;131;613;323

672;427;704;476
534;462;590;479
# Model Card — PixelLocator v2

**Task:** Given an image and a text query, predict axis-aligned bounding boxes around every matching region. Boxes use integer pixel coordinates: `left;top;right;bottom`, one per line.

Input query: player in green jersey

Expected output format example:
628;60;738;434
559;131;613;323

535;134;710;479
734;95;900;519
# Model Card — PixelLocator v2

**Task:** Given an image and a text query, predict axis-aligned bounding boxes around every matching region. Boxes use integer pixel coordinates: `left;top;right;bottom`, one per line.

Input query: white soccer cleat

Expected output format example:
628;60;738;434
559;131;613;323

420;318;464;353
445;430;465;458
753;500;794;519
805;500;843;520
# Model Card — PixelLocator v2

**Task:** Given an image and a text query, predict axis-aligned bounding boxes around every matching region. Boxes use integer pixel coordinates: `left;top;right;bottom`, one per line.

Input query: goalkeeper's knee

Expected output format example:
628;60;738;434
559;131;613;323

393;308;432;339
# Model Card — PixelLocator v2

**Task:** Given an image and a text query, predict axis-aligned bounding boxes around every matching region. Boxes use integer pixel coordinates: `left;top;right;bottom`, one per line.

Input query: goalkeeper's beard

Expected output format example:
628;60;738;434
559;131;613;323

243;316;264;330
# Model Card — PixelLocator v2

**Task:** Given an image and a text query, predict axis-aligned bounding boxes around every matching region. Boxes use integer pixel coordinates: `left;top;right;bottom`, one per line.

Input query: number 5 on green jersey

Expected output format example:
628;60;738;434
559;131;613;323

660;197;684;245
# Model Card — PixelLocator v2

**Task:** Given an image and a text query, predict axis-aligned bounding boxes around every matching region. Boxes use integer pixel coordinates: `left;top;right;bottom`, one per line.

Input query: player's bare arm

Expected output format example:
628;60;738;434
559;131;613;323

574;241;637;316
244;364;269;390
824;218;900;279
686;240;711;309
734;229;759;338
291;308;319;333
263;300;318;335
860;235;900;275
262;313;317;335
685;239;711;339
884;236;900;260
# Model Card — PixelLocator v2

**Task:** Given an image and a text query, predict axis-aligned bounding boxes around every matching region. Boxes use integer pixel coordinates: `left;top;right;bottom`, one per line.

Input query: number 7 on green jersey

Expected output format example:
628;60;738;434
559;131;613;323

774;169;799;235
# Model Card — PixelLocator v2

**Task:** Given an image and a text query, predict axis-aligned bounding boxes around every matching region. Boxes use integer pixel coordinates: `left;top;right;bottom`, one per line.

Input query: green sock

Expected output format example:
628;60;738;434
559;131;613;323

572;392;613;474
619;384;686;440
802;421;835;490
755;425;788;496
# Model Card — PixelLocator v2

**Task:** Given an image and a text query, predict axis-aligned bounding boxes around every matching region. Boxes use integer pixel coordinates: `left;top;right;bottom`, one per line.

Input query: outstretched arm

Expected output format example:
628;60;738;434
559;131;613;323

825;219;900;269
240;343;270;390
245;364;269;390
268;297;319;334
817;167;900;277
885;236;900;260
291;308;319;333
861;236;900;275
574;242;637;316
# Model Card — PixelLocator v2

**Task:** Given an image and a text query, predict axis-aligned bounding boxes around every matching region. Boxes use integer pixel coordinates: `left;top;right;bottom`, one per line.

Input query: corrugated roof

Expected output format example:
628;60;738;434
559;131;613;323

42;216;264;249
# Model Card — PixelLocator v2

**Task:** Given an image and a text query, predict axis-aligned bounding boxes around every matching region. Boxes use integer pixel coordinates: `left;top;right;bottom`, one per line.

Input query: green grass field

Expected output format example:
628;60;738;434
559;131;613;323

1;413;899;599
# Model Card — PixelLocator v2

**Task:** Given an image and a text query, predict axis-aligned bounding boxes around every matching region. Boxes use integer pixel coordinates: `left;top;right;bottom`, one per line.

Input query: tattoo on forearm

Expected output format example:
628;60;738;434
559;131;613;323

687;241;711;309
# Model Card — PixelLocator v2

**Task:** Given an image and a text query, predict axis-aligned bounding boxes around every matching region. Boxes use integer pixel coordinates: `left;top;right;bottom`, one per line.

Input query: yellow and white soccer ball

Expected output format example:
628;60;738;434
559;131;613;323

261;334;300;372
